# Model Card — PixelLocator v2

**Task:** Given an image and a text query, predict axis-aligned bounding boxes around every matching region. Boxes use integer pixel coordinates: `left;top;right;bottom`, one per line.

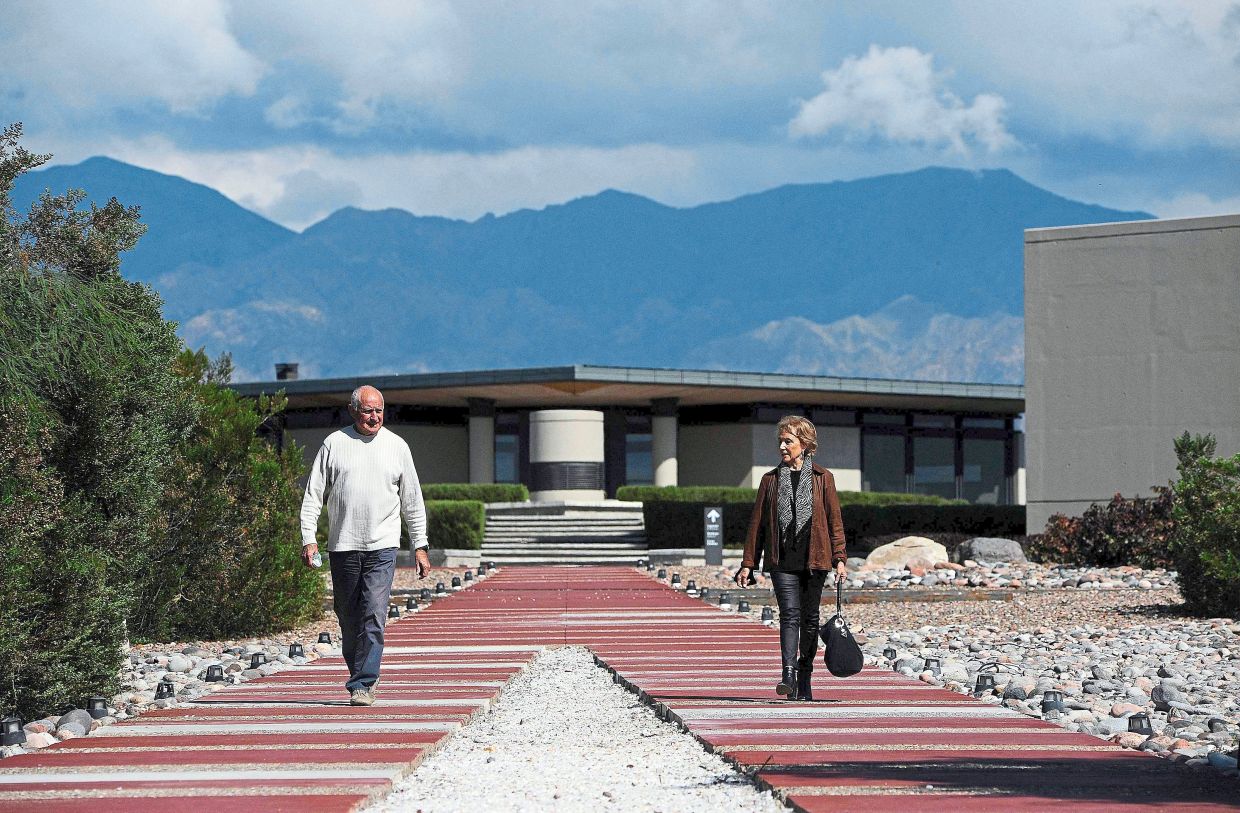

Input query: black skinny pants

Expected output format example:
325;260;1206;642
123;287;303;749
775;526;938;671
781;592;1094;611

770;569;829;671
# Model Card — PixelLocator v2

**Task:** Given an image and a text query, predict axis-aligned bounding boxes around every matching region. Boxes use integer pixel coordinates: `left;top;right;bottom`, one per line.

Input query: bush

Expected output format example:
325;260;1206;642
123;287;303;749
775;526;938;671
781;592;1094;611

642;500;1024;550
422;483;528;503
1169;433;1240;618
426;500;485;549
140;350;323;640
1025;490;1175;567
0;406;127;721
619;484;963;506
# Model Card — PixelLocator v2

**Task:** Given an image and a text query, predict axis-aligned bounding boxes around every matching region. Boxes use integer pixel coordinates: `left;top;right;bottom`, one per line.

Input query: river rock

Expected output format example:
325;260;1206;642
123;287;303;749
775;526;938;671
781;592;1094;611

23;732;55;749
864;537;947;570
55;709;94;732
957;537;1027;563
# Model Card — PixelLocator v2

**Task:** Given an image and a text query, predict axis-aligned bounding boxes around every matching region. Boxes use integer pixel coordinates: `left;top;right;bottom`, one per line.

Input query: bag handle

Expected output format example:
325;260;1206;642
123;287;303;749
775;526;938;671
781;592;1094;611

835;574;844;615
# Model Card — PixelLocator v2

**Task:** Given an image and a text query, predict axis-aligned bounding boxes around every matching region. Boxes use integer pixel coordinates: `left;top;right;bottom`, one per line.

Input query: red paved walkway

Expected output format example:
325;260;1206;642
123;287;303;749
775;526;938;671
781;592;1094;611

1;567;1235;811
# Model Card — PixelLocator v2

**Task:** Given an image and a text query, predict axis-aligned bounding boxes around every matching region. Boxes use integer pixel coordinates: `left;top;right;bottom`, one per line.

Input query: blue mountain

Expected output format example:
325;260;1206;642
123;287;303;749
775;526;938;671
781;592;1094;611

14;159;1151;382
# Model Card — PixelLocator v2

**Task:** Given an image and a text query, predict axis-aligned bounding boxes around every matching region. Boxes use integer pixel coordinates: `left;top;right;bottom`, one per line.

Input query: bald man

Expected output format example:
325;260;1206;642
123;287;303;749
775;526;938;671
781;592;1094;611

300;385;431;706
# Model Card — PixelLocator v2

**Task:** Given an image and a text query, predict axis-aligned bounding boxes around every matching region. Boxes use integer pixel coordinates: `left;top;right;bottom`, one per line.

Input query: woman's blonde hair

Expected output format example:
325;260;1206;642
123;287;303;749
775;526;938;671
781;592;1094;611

776;415;818;456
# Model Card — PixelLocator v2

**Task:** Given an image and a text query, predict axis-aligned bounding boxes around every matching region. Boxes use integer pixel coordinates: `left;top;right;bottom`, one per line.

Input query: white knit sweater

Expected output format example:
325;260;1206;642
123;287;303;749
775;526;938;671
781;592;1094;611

299;425;429;552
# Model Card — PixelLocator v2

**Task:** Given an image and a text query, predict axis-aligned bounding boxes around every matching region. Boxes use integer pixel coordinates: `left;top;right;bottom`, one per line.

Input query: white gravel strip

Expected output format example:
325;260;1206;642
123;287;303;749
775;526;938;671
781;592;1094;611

367;647;788;813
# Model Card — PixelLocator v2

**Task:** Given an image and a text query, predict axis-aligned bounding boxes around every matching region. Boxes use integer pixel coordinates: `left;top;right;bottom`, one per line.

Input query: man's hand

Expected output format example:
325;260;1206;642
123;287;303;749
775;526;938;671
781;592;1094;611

301;543;319;569
734;566;751;587
414;547;431;579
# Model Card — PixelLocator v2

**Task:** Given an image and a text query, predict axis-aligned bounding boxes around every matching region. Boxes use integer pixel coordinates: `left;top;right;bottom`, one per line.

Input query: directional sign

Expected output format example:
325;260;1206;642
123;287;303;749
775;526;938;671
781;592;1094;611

703;505;723;566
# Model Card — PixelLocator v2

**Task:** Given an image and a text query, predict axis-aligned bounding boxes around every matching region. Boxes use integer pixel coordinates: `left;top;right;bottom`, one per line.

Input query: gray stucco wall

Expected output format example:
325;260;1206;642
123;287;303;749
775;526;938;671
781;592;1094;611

1024;214;1240;530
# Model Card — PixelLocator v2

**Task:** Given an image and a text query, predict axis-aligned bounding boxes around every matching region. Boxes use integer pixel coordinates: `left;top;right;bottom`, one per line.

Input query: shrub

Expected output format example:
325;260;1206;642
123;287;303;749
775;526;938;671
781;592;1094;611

0;407;127;721
1169;433;1240;618
422;483;529;503
140;350;323;640
426;500;485;549
619;485;962;506
642;500;1024;550
1024;490;1175;567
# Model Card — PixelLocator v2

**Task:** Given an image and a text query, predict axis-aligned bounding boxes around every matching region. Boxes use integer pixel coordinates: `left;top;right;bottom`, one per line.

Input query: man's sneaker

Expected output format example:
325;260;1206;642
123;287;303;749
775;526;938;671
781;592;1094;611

349;688;375;706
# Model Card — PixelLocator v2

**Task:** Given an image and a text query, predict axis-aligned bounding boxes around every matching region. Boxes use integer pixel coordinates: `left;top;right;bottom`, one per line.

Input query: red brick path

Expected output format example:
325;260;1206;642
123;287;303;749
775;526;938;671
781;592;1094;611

1;567;1235;811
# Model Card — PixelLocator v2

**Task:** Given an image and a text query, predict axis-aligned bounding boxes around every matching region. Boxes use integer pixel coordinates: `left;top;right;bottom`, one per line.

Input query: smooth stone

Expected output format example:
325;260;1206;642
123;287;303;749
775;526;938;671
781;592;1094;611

54;721;87;738
864;537;948;570
1208;752;1239;771
1110;732;1147;749
957;537;1027;563
23;732;55;749
56;709;94;731
166;655;193;673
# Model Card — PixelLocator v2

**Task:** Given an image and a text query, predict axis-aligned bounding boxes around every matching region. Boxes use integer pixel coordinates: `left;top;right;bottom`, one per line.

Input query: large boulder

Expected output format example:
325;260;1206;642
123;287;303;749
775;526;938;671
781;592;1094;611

957;537;1027;563
864;536;947;570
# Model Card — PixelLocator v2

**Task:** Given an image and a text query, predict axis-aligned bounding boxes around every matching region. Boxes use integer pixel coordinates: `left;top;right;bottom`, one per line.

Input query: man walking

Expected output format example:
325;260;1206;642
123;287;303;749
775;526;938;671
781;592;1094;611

300;384;431;706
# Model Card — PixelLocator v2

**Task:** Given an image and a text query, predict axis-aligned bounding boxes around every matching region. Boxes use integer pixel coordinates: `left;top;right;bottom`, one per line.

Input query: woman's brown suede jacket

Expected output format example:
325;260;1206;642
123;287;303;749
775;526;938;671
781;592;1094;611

741;463;847;571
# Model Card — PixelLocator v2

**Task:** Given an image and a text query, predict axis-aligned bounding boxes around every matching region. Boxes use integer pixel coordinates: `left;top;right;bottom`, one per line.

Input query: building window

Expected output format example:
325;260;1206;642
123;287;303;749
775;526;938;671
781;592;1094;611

862;432;906;493
625;432;653;485
962;437;1007;504
912;435;956;499
494;434;519;483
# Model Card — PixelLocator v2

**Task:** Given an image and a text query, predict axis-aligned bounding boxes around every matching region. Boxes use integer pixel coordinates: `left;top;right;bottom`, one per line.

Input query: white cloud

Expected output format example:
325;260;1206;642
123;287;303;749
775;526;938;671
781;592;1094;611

1145;192;1240;220
789;45;1016;155
80;137;699;228
931;1;1240;148
686;296;1023;384
0;0;263;114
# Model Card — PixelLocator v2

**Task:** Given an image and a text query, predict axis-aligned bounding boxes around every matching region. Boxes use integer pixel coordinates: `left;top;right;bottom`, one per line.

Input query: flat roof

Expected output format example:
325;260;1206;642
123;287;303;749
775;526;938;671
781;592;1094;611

1025;212;1240;243
232;365;1024;414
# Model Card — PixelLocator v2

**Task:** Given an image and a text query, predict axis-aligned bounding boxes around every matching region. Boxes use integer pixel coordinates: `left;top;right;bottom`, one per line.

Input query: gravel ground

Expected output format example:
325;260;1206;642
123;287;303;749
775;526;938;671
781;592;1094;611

368;647;787;813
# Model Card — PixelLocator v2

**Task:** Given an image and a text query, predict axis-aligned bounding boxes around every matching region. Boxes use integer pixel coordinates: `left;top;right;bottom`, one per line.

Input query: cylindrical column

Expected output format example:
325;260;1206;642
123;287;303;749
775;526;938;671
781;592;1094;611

651;397;678;488
467;398;496;484
529;409;605;502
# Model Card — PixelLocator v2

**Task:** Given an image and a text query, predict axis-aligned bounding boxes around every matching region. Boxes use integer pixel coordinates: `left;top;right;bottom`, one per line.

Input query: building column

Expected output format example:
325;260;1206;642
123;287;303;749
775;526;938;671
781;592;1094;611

467;398;496;484
651;397;679;487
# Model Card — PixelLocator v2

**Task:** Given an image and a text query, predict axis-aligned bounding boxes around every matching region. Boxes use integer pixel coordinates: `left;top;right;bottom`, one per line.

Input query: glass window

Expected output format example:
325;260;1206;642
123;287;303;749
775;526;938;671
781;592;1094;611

913;414;954;428
862;432;906;493
625;433;653;485
962;416;1005;429
812;408;856;426
863;413;906;425
962;437;1007;504
912;436;956;499
494;434;519;483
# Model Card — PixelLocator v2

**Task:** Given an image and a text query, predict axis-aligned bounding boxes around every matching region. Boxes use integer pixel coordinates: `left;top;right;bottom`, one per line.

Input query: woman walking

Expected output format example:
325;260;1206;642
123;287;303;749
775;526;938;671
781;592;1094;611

736;416;847;701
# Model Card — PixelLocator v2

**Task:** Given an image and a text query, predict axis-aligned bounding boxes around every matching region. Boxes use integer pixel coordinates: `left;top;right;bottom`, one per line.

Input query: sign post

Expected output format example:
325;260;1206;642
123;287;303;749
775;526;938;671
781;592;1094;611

703;506;723;566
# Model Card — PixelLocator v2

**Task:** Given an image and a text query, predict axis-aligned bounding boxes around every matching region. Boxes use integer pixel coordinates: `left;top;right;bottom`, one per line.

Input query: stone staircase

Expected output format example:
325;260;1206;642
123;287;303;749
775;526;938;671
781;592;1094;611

481;501;647;565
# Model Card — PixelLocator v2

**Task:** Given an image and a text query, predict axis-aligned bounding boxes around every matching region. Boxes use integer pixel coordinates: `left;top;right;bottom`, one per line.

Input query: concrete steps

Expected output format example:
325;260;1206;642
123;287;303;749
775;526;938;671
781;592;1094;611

481;501;647;565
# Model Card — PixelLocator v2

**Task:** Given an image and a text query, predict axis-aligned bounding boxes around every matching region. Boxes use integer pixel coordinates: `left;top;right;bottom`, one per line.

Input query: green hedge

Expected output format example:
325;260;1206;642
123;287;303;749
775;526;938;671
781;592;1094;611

618;485;963;506
422;483;528;502
642;500;1025;550
426;500;485;549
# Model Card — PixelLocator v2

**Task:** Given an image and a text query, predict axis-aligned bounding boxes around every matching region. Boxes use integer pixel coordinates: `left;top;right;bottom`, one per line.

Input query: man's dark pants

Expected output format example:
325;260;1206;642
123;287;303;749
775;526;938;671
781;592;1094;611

328;548;397;692
770;569;829;672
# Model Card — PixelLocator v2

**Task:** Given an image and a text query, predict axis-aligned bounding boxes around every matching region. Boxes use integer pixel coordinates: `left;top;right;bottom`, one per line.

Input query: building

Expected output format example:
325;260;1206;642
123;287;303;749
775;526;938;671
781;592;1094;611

234;364;1026;504
1024;213;1240;530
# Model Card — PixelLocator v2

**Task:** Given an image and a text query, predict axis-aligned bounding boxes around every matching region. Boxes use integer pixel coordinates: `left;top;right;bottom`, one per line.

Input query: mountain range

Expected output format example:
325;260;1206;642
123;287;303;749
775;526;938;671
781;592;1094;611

12;158;1151;383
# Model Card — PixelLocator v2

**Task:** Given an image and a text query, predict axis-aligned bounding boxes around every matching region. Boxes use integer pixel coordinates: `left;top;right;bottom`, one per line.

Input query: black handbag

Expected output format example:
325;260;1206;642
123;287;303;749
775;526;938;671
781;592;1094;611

821;578;864;678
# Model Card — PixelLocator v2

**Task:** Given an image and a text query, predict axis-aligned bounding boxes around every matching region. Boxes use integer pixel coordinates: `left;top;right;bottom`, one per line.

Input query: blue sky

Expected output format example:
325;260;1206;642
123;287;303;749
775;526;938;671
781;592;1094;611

4;1;1239;230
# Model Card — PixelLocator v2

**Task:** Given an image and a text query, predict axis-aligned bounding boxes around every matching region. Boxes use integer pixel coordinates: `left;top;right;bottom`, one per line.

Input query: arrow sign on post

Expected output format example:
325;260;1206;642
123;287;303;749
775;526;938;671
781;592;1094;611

703;506;723;566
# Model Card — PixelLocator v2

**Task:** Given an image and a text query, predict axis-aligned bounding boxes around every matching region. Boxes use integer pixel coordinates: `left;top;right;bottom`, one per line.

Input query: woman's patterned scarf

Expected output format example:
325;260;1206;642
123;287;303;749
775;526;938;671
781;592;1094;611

777;454;814;541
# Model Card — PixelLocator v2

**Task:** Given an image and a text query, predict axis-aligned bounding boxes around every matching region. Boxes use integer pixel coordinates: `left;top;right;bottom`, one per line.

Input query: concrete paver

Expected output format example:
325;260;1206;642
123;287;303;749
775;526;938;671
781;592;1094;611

2;567;1235;811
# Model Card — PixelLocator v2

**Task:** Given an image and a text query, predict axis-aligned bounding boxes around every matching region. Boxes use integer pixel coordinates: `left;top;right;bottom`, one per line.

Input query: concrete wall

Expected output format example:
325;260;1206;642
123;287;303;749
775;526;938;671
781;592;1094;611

1025;214;1240;529
385;425;469;484
680;424;758;487
821;425;862;492
287;424;468;485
